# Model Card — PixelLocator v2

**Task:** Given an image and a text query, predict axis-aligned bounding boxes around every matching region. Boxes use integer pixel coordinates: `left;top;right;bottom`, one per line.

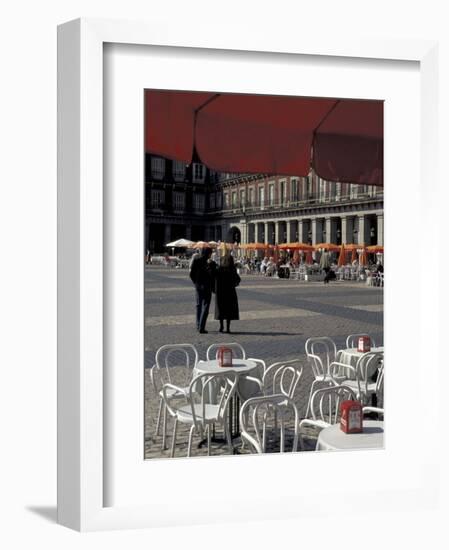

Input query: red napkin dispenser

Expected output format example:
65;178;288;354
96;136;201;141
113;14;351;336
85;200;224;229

357;336;371;353
340;400;363;433
217;347;233;367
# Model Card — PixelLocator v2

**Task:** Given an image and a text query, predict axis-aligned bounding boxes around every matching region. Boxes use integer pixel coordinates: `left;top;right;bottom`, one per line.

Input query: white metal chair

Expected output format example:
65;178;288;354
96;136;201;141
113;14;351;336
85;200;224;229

150;343;199;449
299;385;357;450
345;333;377;349
331;351;384;405
260;359;304;398
363;406;384;418
162;372;238;457
378;272;384;287
304;336;344;418
240;395;300;453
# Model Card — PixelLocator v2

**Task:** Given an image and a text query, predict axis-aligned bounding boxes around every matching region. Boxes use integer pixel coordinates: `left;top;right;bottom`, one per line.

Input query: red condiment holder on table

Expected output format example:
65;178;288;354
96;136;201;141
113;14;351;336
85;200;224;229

217;347;233;367
340;400;363;433
357;336;371;353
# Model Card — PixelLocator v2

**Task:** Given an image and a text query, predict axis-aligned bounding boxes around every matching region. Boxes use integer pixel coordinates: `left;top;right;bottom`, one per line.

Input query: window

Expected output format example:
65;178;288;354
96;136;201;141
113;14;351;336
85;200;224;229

216;192;222;208
302;177;309;200
319;178;326;203
268;183;275;206
349;184;358;199
279;180;287;205
336;182;342;201
209;193;216;209
224;192;230;208
306;176;312;199
291;178;298;202
193;163;205;183
193;193;205;211
258;186;265;209
151;189;164;208
172;160;186;182
173;191;185;211
151;157;165;180
239;189;245;208
232;191;237;208
248;187;254;206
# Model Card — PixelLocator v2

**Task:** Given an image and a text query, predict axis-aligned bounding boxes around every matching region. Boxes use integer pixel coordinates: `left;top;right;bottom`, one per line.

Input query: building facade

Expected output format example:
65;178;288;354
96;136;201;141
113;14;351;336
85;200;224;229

145;154;384;253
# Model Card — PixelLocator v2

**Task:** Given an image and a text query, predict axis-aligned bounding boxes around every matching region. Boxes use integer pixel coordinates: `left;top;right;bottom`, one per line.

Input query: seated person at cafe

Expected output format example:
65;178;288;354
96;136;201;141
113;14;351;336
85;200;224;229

265;258;276;277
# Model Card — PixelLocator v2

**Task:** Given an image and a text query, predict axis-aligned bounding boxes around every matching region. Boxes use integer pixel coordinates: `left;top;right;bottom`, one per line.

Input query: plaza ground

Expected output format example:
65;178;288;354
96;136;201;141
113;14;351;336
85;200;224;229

144;266;383;459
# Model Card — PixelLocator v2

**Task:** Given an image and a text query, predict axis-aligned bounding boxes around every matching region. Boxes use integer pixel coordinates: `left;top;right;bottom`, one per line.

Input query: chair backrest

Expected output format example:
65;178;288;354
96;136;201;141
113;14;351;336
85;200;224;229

363;406;384;418
188;372;238;430
240;395;299;453
346;333;377;349
375;359;385;396
154;344;199;389
206;342;246;361
309;385;357;425
355;352;384;392
262;359;304;399
305;337;338;378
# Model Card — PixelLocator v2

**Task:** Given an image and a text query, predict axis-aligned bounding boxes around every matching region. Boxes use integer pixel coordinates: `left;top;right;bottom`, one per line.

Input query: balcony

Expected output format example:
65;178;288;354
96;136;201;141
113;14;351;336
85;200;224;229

217;190;383;217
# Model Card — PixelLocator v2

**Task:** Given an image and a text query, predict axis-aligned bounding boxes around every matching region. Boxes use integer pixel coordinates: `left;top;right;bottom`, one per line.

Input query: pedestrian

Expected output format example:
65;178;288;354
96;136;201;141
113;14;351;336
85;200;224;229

214;253;240;333
189;248;201;270
189;247;216;333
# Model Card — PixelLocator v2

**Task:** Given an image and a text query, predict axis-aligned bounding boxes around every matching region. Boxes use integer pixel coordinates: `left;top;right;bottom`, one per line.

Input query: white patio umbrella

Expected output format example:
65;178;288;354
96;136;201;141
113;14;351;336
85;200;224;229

165;238;194;248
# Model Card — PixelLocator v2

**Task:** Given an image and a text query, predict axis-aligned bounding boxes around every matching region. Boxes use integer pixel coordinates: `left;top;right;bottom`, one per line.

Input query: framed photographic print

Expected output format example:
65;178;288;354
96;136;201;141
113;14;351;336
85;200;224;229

58;17;441;531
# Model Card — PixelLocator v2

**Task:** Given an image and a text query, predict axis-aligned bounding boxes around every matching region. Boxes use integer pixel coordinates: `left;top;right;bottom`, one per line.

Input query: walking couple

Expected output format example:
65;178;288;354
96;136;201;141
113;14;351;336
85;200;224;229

189;248;240;334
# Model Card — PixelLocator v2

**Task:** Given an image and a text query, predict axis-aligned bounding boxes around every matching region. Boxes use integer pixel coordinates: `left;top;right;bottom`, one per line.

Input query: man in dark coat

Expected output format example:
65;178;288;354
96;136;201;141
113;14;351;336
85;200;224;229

189;247;216;333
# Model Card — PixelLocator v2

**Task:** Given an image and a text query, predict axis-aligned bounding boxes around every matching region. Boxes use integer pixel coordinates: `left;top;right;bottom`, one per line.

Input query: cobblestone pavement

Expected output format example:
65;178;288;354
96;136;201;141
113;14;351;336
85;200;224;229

144;266;384;459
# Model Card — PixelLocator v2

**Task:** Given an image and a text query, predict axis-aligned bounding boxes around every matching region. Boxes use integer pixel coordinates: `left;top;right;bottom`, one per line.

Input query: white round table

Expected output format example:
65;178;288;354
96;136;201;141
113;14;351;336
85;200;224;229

195;358;258;376
194;358;261;403
316;420;384;451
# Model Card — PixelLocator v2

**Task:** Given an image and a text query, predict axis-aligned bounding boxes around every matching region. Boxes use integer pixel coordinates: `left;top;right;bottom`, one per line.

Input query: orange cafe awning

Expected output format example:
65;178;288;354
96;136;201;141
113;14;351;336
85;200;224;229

145;91;384;185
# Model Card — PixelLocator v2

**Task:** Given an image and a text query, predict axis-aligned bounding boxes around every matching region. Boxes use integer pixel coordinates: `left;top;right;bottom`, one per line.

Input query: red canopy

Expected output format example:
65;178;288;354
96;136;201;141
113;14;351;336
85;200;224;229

145;90;383;185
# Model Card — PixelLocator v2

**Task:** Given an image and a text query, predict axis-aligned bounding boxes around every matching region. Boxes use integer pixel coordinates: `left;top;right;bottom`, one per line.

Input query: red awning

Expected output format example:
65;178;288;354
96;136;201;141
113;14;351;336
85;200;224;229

145;90;383;186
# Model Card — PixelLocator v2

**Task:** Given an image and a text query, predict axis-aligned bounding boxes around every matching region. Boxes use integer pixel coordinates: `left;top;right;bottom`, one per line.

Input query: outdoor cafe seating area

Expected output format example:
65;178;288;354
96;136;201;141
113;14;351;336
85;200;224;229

149;335;384;458
148;239;384;286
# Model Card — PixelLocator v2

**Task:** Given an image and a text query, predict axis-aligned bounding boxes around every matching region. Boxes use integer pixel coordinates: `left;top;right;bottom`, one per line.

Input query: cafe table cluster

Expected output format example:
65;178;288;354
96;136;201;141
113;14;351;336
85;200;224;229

148;336;384;457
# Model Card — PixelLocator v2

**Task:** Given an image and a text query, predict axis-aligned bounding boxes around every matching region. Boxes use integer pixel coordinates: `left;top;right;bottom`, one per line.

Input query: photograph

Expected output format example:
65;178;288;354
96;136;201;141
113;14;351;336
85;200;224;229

143;89;384;459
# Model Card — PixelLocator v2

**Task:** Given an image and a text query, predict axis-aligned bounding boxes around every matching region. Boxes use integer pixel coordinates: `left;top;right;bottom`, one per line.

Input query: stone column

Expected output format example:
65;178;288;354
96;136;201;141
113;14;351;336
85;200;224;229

298;220;304;243
241;222;249;244
264;222;269;244
358;215;366;245
377;214;384;245
286;220;292;243
253;222;259;243
274;221;280;245
311;218;318;246
341;216;347;244
325;217;332;243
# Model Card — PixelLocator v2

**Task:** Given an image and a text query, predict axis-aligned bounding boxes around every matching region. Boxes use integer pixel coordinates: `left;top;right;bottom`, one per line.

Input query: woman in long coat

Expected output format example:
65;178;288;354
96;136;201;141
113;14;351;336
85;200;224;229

214;254;240;333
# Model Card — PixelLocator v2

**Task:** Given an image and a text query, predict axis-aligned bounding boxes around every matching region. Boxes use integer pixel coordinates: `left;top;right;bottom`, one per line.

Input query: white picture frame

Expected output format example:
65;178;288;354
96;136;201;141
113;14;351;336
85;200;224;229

57;17;441;531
